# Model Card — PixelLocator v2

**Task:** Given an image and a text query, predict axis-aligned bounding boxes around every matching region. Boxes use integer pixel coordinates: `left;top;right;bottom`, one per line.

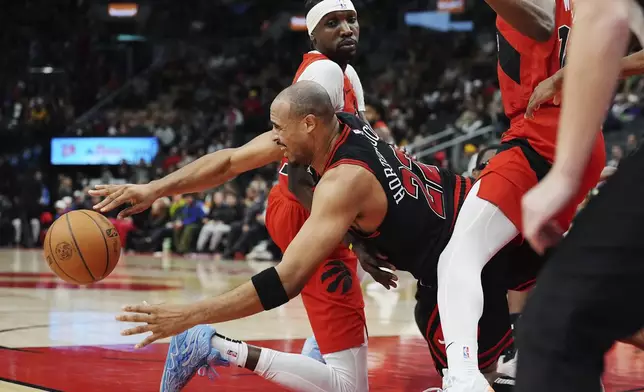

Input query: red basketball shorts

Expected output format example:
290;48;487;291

477;136;605;233
265;184;367;354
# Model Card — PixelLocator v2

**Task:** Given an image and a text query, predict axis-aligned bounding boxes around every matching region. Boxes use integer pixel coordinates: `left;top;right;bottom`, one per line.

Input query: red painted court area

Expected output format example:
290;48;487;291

0;337;642;391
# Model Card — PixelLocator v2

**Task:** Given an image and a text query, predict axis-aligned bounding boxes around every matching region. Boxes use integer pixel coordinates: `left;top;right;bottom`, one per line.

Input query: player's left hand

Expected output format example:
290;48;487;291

521;171;577;254
116;302;197;349
525;71;563;119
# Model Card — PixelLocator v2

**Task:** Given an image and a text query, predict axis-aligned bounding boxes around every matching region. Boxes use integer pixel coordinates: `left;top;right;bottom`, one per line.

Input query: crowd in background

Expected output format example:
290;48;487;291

1;0;644;259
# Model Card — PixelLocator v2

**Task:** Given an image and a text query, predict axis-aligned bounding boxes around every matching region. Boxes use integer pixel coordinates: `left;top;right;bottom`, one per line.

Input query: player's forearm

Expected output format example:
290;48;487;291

557;49;644;83
188;281;267;325
552;0;630;182
485;0;554;41
149;149;236;197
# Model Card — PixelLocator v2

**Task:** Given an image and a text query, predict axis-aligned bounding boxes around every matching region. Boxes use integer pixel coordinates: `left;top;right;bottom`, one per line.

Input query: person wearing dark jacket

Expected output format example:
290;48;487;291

222;195;268;260
196;192;242;253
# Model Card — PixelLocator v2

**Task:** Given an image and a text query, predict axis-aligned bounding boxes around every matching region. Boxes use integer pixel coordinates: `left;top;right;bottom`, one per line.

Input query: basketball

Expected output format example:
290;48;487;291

43;209;122;285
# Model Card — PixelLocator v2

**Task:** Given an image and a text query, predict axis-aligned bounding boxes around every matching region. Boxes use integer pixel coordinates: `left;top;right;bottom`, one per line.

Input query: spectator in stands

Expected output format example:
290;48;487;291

607;145;624;168
131;158;152;184
57;175;73;199
0;195;13;246
222;190;267;260
365;101;393;143
130;198;172;253
626;133;639;156
196;192;242;254
173;194;205;254
28;97;50;126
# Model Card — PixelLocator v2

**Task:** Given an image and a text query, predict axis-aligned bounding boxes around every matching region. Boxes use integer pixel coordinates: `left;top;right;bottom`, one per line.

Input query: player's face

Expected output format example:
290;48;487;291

312;10;359;64
270;101;315;165
365;105;378;123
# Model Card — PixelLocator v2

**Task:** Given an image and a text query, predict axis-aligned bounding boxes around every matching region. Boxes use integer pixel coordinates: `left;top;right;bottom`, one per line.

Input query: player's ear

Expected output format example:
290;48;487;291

303;114;316;133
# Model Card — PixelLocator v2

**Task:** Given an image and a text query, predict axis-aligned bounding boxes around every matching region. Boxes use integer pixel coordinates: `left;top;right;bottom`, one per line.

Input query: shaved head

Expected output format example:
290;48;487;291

270;81;341;166
274;80;335;123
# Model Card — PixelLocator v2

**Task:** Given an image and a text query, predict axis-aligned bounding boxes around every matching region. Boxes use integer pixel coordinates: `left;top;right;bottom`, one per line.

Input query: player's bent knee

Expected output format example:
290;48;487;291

325;346;369;392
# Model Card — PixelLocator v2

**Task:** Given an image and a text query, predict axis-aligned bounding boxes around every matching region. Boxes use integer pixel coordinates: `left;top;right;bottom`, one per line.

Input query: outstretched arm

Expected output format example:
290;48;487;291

526;46;644;118
90;131;283;216
485;0;555;41
116;165;374;347
151;131;283;197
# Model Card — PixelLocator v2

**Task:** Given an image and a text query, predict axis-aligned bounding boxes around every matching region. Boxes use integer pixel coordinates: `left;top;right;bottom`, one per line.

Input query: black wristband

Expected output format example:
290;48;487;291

251;266;290;310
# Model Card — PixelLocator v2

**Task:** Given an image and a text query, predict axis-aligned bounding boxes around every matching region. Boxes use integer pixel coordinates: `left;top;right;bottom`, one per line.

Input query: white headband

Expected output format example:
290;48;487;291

305;0;357;36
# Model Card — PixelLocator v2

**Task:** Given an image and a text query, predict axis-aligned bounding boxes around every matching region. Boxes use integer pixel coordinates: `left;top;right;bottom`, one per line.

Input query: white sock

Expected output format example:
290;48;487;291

210;334;248;368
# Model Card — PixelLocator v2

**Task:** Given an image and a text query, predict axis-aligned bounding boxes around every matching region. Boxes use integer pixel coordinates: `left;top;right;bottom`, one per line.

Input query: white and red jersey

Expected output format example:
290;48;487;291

277;51;365;199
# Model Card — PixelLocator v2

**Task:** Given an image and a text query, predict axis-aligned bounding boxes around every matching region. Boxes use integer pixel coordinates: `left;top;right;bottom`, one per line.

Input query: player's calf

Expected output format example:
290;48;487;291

162;325;367;392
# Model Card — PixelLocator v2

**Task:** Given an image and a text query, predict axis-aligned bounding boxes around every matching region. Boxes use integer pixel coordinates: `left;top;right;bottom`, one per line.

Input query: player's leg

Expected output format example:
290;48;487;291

516;148;644;392
437;144;560;390
498;242;544;377
159;324;367;392
417;249;516;390
436;179;518;386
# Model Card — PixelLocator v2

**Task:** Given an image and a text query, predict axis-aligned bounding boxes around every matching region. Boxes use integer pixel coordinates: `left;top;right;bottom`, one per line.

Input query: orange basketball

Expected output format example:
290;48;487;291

43;209;121;285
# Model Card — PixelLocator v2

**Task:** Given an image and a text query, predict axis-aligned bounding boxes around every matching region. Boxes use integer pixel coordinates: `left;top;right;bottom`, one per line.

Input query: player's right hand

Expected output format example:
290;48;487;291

89;183;160;219
360;260;398;290
525;73;563;119
353;246;398;289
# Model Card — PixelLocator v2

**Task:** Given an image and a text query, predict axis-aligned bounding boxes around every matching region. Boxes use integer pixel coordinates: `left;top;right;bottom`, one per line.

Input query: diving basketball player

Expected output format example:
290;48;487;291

433;0;606;390
106;82;533;391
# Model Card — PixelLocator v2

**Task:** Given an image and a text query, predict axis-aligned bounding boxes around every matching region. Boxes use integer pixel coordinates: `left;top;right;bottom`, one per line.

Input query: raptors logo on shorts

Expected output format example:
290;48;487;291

321;260;353;295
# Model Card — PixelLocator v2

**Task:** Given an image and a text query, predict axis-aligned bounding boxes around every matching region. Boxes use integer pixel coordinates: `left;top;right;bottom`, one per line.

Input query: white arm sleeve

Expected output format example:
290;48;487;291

345;65;366;112
296;60;345;112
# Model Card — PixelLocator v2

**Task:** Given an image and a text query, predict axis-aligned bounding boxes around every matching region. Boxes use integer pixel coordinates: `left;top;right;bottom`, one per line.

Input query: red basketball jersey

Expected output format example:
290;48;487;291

277;52;360;198
496;0;604;162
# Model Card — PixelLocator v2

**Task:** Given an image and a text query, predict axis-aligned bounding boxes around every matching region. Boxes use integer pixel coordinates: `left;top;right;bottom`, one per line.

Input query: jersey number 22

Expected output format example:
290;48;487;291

393;148;446;219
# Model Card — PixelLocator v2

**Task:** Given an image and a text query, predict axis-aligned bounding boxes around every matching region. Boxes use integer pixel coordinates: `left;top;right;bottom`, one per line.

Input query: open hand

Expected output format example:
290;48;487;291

89;183;160;218
116;302;197;349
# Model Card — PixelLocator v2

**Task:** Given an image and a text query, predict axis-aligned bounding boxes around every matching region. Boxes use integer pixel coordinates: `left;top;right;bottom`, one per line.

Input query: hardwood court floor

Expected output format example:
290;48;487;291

0;249;641;391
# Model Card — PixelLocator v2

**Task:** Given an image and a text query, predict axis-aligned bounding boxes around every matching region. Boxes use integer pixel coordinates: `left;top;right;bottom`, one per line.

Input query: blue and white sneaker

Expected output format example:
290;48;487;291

301;336;326;364
160;325;229;392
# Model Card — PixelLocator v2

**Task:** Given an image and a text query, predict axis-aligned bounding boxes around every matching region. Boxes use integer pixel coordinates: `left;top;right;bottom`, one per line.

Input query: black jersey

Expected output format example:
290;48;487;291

327;113;472;283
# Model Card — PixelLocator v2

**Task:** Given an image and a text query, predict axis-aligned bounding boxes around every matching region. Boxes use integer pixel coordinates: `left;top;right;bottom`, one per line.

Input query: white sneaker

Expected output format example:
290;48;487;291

497;346;517;378
441;369;495;392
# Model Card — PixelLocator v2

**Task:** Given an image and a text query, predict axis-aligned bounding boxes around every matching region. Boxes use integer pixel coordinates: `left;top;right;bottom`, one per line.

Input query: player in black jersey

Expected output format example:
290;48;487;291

99;81;538;391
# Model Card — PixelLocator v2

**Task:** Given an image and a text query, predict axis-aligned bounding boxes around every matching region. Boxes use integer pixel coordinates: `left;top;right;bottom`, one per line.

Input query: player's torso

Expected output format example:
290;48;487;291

328;112;464;282
496;0;573;159
277;52;361;198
